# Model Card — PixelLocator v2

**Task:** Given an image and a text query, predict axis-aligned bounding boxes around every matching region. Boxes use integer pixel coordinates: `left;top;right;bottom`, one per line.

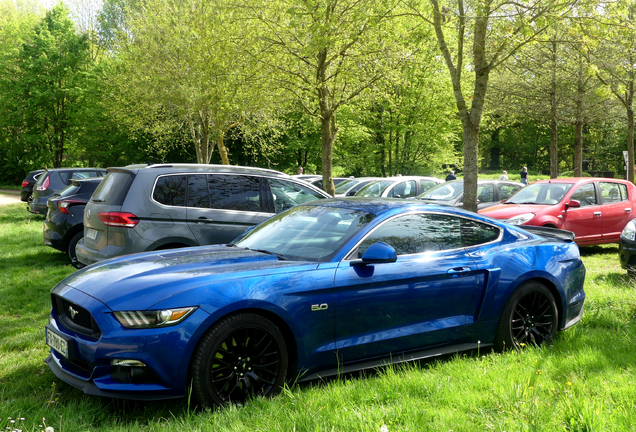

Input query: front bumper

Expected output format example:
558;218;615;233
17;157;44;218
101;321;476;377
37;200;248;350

45;285;211;400
619;238;636;270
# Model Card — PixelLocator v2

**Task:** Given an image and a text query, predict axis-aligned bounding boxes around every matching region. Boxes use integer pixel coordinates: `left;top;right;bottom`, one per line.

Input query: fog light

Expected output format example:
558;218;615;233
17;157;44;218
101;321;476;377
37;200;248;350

111;359;147;367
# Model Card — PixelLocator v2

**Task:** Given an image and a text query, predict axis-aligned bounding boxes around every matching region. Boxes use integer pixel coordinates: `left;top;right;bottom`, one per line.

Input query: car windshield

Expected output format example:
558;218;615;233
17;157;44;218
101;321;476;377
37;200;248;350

418;182;463;201
356;180;394;197
232;205;375;262
505;182;574;205
334;179;359;194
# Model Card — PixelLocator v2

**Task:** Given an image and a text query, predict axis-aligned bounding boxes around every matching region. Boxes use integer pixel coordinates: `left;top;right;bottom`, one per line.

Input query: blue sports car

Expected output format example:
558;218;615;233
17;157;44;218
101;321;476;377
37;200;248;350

45;198;586;406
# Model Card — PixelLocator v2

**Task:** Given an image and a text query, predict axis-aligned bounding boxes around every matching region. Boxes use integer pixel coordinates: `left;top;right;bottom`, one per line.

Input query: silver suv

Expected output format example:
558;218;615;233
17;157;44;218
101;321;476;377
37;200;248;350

75;164;331;266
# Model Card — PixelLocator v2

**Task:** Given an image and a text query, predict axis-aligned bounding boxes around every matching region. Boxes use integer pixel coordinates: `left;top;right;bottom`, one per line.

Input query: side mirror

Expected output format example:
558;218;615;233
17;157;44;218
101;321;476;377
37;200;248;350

566;199;581;209
350;242;397;266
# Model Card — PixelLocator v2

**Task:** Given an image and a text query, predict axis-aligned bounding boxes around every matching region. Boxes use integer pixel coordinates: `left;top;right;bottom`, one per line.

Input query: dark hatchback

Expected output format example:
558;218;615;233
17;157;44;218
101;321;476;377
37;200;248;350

29;168;107;215
20;169;45;202
43;178;103;262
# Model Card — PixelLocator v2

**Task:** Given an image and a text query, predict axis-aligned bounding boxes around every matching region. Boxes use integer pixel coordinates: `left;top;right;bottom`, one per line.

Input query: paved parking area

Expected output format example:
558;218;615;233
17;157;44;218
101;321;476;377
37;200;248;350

0;190;22;206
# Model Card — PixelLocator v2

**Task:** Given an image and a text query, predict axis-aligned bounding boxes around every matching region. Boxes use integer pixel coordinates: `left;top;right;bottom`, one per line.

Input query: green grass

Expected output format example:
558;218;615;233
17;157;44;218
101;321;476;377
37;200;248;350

1;202;636;431
0;184;21;190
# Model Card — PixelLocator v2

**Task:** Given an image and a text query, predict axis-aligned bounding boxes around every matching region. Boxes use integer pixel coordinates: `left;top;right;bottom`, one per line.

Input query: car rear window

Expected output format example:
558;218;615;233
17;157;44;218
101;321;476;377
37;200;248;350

59;184;80;197
91;171;134;206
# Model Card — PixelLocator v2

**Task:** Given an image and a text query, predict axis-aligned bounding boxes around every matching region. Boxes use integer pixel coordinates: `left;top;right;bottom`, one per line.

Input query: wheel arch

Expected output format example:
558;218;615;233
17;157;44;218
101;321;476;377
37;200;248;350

185;306;299;386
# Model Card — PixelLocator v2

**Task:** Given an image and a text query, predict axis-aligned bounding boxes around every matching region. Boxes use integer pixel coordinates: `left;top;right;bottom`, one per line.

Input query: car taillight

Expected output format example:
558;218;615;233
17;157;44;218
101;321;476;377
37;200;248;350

36;176;50;191
57;200;83;214
98;212;139;228
21;180;28;188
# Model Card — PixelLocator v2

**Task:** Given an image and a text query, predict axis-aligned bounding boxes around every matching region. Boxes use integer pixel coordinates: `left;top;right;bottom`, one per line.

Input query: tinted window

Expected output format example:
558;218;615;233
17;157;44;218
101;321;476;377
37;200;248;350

460;219;500;246
91;172;134;206
153;175;187;206
208;175;263;212
570;183;597;207
498;183;521;201
599;182;627;204
356;213;500;257
269;179;325;213
187;175;210;208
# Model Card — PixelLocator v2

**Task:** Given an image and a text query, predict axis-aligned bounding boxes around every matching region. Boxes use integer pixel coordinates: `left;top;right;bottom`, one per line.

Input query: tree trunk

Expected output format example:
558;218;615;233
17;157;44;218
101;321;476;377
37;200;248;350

216;130;230;165
462;124;480;213
320;112;336;196
573;120;583;177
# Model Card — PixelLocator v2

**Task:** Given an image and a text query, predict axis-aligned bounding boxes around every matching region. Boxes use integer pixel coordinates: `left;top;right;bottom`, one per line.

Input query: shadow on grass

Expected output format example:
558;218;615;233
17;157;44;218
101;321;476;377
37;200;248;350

579;244;619;257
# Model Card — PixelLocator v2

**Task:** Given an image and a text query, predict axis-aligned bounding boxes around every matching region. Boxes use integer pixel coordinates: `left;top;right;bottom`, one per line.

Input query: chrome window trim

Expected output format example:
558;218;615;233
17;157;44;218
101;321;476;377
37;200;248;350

343;210;504;261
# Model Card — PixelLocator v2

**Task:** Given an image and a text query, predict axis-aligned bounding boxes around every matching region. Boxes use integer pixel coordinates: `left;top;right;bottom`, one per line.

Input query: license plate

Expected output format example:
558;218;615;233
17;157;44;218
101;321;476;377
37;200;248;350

46;327;69;358
86;228;98;240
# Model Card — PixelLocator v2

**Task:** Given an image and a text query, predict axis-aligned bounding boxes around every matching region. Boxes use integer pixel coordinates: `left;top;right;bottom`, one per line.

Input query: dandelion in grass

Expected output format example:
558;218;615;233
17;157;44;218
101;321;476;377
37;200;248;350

567;382;572;386
536;370;541;375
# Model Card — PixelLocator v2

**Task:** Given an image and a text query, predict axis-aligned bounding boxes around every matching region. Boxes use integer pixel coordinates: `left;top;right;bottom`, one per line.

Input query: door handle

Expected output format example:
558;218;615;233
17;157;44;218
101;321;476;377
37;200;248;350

197;217;213;224
447;266;472;277
625;208;632;213
593;212;602;216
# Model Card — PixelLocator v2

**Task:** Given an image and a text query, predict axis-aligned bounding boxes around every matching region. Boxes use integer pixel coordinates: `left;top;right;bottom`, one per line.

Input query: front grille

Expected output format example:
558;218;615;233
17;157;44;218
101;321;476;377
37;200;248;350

53;294;102;338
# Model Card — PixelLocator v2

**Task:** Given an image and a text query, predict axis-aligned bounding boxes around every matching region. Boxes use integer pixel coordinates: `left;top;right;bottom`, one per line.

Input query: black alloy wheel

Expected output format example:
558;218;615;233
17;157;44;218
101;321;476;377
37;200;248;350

495;281;558;351
67;231;83;262
191;313;288;407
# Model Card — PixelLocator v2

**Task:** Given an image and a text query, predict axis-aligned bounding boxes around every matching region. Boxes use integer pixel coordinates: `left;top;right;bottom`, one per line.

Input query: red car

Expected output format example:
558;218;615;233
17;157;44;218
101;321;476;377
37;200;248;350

479;177;636;245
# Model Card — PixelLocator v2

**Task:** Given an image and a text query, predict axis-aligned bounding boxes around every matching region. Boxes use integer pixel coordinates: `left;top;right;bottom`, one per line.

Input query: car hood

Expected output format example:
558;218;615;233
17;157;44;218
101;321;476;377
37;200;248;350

479;203;553;219
61;245;314;310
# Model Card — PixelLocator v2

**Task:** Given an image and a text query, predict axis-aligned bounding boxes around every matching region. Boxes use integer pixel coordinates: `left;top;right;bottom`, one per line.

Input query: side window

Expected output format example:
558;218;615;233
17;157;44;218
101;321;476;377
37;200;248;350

355;214;462;257
153;175;187;206
599;182;626;204
570;183;597;207
388;181;417;198
498;184;521;201
187;175;209;208
619;184;628;201
460;219;500;247
477;184;494;202
269;179;325;213
71;172;92;180
59;172;70;184
208;175;264;212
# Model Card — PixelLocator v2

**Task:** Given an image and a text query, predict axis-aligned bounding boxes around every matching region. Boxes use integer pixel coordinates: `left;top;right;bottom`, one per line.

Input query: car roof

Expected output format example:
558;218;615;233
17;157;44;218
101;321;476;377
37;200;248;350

444;179;525;186
116;163;293;179
44;167;105;172
303;196;487;218
532;177;630;185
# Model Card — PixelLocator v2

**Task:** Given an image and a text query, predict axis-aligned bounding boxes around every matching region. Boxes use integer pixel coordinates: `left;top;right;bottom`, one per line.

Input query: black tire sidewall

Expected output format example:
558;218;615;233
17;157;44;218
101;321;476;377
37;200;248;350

191;313;288;407
495;281;558;351
67;231;83;261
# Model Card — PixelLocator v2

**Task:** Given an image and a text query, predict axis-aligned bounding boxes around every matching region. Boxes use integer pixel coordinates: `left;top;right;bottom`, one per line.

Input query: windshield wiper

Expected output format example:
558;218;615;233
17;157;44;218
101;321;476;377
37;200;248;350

250;248;289;261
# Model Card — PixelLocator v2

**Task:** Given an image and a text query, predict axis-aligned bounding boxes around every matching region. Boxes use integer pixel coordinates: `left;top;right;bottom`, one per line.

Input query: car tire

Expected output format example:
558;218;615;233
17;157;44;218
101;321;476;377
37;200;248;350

67;231;83;262
494;281;558;351
191;313;288;407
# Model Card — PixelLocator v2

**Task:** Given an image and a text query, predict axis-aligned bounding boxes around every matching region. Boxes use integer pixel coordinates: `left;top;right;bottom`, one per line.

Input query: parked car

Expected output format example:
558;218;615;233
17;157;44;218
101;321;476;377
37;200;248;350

355;176;443;199
618;219;636;273
46;198;586;406
307;177;352;191
43;178;103;262
479;177;636;245
28;168;107;215
417;180;525;210
20;169;45;202
334;177;381;197
75;164;331;266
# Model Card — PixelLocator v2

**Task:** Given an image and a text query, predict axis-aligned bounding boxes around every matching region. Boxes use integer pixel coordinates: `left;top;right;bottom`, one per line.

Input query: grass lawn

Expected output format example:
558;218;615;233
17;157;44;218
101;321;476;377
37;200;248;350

1;202;635;431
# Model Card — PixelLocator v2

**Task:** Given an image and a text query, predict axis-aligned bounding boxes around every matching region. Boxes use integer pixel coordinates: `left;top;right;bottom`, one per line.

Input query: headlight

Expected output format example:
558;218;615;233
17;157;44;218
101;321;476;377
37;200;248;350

506;213;535;225
621;220;636;242
114;307;197;329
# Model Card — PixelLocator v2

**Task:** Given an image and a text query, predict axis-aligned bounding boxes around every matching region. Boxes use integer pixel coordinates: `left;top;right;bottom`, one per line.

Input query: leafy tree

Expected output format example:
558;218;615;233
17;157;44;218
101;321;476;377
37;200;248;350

0;4;92;170
106;0;275;165
408;0;576;211
248;0;403;195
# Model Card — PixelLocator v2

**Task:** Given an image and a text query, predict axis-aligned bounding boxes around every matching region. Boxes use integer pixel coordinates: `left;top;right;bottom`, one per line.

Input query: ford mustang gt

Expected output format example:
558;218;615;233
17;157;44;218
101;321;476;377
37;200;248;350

45;198;586;407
